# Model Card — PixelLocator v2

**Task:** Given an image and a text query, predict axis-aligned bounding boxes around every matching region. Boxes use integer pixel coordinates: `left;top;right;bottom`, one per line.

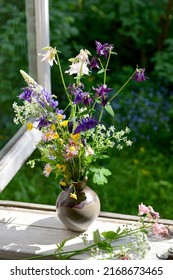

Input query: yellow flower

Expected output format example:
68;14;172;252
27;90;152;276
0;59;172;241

45;131;51;138
60;181;67;187
27;122;33;130
60;120;68;127
70;192;77;200
69;146;76;151
56;164;66;172
71;133;80;142
57;114;64;121
59;138;64;144
52;132;59;139
50;124;56;131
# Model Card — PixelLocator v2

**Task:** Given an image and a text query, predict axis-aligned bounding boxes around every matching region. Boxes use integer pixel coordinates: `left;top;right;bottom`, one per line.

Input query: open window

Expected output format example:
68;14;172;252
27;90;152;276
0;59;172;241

0;0;50;192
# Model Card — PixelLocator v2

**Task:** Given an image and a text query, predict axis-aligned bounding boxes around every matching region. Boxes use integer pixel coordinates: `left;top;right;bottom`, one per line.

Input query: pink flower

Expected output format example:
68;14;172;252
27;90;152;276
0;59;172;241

148;206;160;220
65;144;79;160
43;164;52;177
138;203;160;220
138;203;149;215
152;223;169;237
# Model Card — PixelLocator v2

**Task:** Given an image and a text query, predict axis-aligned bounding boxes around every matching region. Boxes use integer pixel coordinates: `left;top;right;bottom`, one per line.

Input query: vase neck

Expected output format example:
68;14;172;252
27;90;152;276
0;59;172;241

72;179;87;190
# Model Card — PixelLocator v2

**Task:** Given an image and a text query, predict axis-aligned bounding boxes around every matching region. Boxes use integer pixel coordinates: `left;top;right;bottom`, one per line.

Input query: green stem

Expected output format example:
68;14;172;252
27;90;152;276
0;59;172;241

104;51;111;84
59;243;97;260
25;223;151;260
108;71;136;103
56;52;67;94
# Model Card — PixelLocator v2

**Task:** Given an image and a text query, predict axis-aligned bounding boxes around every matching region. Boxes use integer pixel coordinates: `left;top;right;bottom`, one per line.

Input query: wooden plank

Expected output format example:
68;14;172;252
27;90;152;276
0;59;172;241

1;200;173;225
0;128;42;192
0;202;173;260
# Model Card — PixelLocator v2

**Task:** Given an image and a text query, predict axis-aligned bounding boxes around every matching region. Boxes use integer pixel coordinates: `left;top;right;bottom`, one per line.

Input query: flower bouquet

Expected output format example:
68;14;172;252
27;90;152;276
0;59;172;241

13;41;147;231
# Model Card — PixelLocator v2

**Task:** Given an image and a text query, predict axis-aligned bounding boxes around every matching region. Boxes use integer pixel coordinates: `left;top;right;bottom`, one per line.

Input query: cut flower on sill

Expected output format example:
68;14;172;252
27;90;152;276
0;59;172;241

13;41;147;190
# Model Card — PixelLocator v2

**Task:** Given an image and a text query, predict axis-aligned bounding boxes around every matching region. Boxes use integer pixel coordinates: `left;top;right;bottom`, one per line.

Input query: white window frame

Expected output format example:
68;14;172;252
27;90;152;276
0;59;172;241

0;0;50;192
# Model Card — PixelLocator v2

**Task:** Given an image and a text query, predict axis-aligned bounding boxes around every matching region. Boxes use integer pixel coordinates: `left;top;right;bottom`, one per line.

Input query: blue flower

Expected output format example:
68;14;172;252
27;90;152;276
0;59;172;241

19;87;33;102
74;117;99;134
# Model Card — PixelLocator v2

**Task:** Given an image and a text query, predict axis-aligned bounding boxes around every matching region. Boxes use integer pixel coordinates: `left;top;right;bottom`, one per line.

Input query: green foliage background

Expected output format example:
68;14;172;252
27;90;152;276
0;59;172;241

0;0;173;219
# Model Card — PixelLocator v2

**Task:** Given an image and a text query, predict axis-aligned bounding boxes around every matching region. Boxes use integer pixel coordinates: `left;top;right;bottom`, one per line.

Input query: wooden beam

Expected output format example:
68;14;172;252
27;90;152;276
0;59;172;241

0;127;42;192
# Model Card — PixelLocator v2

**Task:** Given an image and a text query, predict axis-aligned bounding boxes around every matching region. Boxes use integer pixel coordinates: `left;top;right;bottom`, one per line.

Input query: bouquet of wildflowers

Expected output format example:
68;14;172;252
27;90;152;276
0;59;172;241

13;41;146;190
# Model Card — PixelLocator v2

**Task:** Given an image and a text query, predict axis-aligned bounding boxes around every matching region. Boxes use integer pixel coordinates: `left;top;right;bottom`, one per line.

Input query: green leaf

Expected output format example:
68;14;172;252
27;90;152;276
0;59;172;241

98;241;112;252
94;154;110;160
101;231;117;240
100;167;112;176
93;229;102;243
91;167;111;185
93;172;107;185
105;103;114;117
97;69;105;74
89;166;99;173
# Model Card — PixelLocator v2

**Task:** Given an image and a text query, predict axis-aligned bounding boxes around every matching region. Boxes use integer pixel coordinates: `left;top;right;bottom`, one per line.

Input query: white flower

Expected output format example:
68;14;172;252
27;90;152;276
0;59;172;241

39;47;57;66
76;49;91;63
126;140;133;146
86;146;95;156
65;61;90;76
65;49;91;76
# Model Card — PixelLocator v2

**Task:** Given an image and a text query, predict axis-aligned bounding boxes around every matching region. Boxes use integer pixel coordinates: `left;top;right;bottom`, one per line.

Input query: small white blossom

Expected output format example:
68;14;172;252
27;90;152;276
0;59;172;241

39;47;57;66
117;144;123;150
126;140;133;146
65;61;90;76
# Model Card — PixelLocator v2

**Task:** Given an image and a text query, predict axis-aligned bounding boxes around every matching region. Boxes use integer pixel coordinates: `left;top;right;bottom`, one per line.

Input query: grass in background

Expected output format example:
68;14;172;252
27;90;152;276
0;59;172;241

1;145;173;219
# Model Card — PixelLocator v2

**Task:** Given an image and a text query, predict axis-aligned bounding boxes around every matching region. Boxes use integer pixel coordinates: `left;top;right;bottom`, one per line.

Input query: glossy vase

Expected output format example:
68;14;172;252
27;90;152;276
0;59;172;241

56;179;100;232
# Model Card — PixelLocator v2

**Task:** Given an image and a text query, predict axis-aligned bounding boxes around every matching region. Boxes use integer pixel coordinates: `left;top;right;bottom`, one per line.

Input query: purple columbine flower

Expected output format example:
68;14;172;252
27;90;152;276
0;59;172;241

93;84;112;106
134;68;147;82
95;41;114;59
68;121;73;133
73;88;84;104
82;93;93;106
37;116;50;129
73;117;99;134
19;87;33;102
70;86;93;106
89;56;100;70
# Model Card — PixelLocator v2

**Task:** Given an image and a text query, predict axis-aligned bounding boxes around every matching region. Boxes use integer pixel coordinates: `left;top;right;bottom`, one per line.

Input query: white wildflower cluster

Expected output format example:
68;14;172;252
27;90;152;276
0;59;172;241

81;226;150;260
87;124;132;154
130;231;150;259
13;101;40;125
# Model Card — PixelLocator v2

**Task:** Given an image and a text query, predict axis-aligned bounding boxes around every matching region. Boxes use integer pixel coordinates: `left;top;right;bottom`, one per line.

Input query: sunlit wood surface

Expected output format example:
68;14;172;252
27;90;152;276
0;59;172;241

0;201;173;260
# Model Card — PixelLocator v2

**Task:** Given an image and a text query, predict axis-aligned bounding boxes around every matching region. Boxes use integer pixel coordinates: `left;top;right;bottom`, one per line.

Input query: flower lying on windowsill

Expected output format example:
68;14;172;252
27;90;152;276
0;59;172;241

27;203;170;260
13;41;147;193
